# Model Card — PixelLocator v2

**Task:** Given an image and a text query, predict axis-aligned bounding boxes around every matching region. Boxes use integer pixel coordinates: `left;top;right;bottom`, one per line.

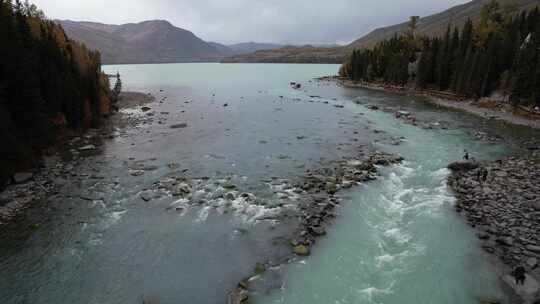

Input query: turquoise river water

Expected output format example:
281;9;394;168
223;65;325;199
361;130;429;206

0;63;531;304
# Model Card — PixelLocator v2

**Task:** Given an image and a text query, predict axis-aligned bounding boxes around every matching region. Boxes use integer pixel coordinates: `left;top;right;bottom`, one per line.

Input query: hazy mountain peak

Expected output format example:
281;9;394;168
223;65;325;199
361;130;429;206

60;20;226;64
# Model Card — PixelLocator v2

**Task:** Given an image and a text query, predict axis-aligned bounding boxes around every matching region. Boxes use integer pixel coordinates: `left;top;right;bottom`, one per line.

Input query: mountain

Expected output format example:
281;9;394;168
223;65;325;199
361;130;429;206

222;45;346;63
349;0;540;48
59;20;228;64
224;0;540;63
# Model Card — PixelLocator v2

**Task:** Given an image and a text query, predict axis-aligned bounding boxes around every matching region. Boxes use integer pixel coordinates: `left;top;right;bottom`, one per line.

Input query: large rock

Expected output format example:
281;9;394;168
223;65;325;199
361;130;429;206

13;172;33;184
447;161;479;172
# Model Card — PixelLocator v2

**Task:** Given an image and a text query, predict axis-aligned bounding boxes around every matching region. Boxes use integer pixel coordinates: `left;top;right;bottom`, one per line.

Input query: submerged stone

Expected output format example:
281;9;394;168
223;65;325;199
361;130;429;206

254;262;266;275
170;123;188;129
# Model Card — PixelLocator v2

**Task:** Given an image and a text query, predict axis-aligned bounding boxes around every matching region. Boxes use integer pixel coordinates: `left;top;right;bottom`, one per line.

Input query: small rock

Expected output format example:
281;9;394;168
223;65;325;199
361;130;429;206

78;145;96;151
325;182;337;195
228;287;248;304
496;237;514;246
177;182;192;194
526;257;538;269
13;172;33;184
526;245;540;253
293;244;310;256
140;191;160;202
396;111;411;117
309;226;326;236
254;262;266;274
141;106;152;112
477;232;490;240
130;170;145;177
222;183;236;190
170;123;188;129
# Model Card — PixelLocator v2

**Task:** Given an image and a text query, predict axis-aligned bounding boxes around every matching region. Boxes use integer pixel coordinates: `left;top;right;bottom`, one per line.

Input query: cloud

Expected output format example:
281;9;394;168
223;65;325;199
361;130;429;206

32;0;469;44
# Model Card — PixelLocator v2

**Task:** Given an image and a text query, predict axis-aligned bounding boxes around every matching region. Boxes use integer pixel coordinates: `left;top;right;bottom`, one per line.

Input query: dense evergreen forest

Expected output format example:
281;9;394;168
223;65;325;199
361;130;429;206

340;0;540;107
0;0;112;184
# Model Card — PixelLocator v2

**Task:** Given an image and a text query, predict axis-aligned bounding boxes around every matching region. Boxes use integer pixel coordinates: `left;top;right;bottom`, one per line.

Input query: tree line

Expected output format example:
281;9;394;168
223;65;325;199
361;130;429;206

0;0;113;184
340;0;540;107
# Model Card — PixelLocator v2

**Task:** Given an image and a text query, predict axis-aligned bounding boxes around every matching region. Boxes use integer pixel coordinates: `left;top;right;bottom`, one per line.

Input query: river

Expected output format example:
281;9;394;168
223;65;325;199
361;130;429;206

0;63;527;304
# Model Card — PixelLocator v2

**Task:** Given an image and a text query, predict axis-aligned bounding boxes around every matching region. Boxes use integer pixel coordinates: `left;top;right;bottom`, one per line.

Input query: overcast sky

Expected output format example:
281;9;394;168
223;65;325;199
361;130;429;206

32;0;469;45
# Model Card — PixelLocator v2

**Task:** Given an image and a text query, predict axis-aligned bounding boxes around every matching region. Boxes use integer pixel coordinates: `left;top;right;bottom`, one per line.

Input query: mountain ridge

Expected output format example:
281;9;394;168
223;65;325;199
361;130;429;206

223;0;540;63
59;19;227;64
349;0;540;49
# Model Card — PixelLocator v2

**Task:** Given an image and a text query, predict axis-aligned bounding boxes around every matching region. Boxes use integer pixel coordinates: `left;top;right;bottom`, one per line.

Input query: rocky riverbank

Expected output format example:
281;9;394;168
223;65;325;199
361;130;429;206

448;157;540;303
0;92;154;228
327;77;540;130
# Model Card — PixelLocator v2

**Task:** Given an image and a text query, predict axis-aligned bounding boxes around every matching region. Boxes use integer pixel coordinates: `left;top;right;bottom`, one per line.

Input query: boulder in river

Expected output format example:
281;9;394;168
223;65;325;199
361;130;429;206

447;161;479;172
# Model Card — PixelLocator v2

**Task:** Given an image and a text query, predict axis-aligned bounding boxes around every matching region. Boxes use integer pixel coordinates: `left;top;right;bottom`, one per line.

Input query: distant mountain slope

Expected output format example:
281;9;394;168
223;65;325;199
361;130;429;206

222;46;347;63
349;0;540;48
60;20;227;64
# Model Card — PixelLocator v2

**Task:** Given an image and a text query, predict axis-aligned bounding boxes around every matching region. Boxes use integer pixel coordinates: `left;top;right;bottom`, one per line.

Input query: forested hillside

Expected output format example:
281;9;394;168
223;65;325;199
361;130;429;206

349;0;540;49
0;0;112;185
340;1;540;106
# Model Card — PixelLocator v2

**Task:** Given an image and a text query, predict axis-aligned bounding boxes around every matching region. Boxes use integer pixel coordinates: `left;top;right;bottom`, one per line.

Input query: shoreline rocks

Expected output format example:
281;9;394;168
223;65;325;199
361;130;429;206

448;156;540;302
0;92;153;227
